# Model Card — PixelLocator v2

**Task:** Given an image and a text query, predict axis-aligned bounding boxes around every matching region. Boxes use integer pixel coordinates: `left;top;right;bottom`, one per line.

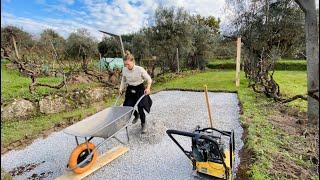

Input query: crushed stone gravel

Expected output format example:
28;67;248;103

1;91;243;180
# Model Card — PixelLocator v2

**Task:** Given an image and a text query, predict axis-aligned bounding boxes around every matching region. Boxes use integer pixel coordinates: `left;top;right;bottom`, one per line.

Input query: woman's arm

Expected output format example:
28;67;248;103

119;75;126;94
141;68;152;95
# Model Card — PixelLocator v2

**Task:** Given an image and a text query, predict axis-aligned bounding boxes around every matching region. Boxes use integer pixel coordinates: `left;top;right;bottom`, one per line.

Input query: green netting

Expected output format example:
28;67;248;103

97;58;124;71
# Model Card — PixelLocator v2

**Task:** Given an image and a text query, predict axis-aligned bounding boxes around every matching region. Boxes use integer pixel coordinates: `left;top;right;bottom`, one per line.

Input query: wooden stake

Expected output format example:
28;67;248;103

99;53;102;72
236;37;241;87
204;85;213;128
119;35;125;58
12;36;20;60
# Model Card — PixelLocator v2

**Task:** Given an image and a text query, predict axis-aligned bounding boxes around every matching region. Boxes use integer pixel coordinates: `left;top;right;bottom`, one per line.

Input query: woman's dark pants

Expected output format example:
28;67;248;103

123;83;146;125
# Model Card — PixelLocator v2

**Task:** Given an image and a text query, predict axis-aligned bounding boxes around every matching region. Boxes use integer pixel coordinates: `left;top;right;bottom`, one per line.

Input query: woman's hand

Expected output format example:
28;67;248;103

119;89;123;95
144;88;151;95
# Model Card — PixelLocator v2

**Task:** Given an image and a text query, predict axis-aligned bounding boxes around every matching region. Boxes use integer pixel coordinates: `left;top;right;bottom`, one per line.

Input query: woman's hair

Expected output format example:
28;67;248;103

124;50;135;63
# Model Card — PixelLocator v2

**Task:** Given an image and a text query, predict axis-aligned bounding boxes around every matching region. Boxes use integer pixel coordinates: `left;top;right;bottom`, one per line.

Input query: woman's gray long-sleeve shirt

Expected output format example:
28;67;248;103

120;65;152;91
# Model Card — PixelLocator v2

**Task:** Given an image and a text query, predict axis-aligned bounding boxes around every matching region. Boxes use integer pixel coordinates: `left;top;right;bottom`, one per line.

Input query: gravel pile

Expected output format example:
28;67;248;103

1;91;243;180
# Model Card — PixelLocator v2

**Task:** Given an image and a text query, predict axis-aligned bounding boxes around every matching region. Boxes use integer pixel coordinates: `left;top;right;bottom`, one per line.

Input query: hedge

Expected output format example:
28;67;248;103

207;60;306;71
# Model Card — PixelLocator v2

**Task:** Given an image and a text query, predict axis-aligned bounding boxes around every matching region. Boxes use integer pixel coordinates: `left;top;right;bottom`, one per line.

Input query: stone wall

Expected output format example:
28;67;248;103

1;99;36;120
1;87;116;121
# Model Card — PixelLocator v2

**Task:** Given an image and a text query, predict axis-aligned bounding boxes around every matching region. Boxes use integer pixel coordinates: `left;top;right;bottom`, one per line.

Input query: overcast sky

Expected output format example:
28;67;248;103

1;0;319;41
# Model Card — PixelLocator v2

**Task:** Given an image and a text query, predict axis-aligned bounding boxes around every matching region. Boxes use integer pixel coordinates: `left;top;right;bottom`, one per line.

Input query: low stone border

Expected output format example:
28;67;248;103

1;87;116;121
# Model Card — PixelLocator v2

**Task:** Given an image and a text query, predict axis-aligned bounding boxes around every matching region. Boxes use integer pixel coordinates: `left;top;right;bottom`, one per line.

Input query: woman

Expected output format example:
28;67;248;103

119;50;152;134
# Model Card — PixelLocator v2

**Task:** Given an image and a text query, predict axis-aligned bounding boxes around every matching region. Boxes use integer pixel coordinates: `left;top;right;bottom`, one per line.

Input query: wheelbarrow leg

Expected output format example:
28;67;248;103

126;127;130;142
85;137;91;154
75;136;79;145
113;136;127;145
111;126;130;145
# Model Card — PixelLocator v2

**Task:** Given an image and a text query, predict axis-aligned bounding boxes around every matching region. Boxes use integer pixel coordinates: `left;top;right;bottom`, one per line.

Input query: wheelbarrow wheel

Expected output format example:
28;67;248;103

68;142;98;174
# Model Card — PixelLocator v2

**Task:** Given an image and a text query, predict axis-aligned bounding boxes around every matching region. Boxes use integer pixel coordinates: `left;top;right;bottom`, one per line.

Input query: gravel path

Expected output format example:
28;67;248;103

1;91;243;180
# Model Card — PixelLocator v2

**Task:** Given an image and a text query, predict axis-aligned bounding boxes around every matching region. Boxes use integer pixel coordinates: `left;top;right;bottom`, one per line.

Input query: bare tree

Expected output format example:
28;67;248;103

8;34;70;93
227;0;319;125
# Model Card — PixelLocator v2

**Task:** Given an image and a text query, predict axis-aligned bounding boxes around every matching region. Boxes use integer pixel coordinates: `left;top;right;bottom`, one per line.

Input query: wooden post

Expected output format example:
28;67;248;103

99;53;102;72
204;85;213;128
12;36;20;59
49;40;57;71
176;48;180;73
119;35;125;58
236;37;241;87
50;40;58;59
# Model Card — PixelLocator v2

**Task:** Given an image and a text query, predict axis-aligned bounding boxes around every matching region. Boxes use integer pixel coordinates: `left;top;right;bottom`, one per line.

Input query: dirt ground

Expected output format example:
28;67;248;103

236;125;252;179
237;103;319;179
269;105;319;179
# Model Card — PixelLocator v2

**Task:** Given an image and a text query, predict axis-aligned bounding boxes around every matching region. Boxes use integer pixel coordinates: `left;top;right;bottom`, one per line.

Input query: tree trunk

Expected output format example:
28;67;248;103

176;48;179;73
305;8;319;124
295;0;319;124
82;55;88;71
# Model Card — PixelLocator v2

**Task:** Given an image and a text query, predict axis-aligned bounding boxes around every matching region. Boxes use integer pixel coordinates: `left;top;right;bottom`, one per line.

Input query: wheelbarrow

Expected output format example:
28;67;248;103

63;94;146;174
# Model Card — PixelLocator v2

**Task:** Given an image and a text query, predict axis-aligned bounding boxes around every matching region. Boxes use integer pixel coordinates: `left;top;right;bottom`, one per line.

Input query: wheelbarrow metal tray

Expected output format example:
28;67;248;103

63;106;133;138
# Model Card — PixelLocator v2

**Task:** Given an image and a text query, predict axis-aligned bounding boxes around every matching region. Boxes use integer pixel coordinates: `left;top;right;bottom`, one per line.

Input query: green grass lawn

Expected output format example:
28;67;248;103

1;64;100;102
154;70;307;112
1;64;62;102
1;63;116;147
154;70;238;91
273;71;307;111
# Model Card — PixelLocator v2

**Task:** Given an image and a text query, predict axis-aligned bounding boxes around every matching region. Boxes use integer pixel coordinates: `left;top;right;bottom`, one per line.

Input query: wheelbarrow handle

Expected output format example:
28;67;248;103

114;93;122;106
133;94;146;112
115;92;146;108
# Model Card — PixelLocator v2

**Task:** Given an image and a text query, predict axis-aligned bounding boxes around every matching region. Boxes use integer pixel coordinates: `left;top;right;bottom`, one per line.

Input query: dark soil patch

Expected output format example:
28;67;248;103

278;105;307;119
237;99;244;115
8;161;45;177
26;171;53;180
270;154;313;179
267;104;319;178
67;73;93;84
237;102;319;179
7;161;53;179
269;113;306;135
236;121;252;179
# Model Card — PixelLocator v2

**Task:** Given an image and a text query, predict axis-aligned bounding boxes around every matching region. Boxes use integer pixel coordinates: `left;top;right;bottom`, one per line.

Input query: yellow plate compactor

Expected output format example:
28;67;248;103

166;126;235;179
